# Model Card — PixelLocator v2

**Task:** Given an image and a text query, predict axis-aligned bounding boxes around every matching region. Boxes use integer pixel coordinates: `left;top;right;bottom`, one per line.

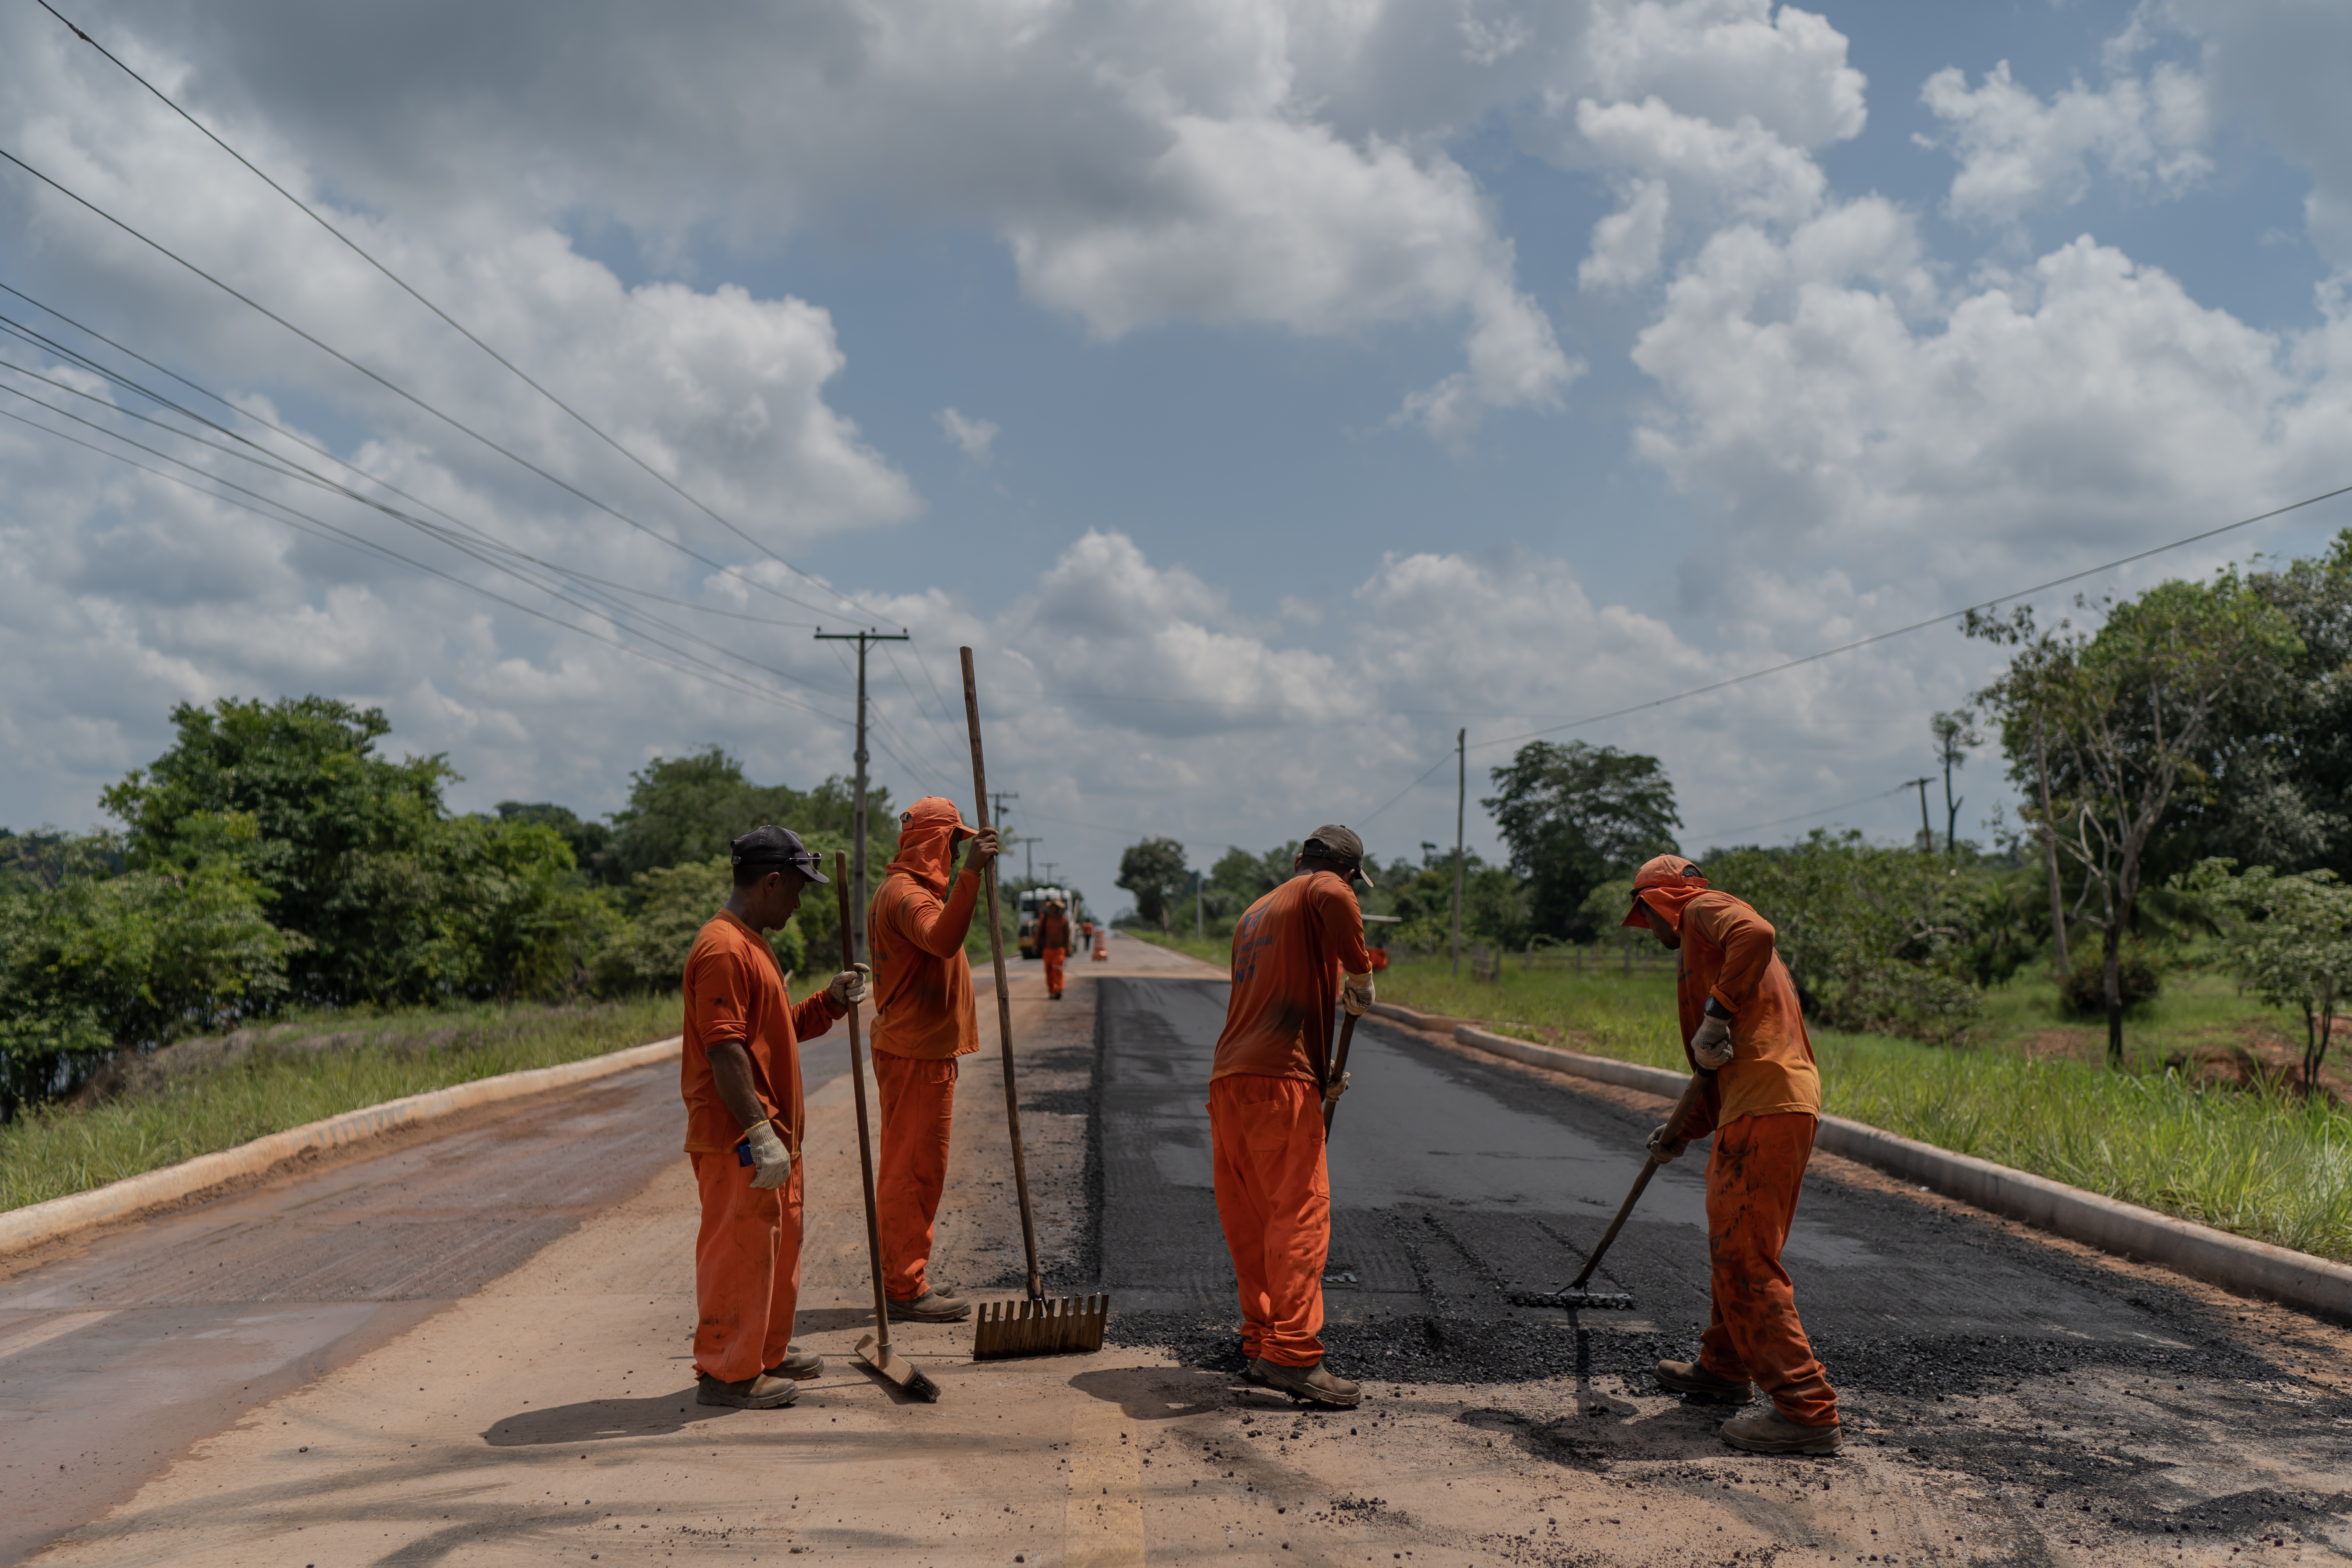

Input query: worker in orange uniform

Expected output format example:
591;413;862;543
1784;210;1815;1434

1209;825;1376;1408
1624;855;1842;1454
1037;894;1071;1000
867;797;1000;1322
681;826;869;1409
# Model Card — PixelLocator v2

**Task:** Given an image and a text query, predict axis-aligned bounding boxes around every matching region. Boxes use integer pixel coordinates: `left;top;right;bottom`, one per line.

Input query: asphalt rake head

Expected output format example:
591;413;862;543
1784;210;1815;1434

970;1293;1110;1360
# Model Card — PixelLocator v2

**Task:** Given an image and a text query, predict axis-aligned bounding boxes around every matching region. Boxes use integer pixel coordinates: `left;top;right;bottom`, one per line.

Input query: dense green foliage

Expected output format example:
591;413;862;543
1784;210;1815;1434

1117;835;1190;931
0;701;886;1118
1484;740;1682;941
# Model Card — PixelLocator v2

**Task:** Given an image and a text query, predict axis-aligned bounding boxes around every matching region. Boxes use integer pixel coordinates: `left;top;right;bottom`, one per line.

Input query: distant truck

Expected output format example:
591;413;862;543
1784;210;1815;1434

1017;887;1078;960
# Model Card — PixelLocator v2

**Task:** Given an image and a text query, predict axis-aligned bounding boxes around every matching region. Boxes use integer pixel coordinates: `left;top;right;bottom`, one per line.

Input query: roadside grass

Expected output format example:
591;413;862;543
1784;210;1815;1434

0;995;686;1214
1377;955;2352;1264
1122;928;1230;967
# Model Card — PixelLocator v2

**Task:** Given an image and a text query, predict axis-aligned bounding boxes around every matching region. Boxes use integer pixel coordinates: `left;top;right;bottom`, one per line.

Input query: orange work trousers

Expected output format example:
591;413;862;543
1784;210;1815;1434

1698;1111;1839;1426
690;1149;804;1384
1209;1074;1330;1368
874;1049;958;1301
1043;946;1067;997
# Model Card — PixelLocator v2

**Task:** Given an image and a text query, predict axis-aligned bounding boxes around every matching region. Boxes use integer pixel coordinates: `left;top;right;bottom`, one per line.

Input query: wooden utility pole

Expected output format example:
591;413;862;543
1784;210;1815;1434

1452;727;1466;979
1907;776;1935;854
813;626;911;965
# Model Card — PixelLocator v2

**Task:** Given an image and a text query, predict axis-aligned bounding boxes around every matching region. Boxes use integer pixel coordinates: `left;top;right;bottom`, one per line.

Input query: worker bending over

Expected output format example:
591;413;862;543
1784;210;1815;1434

866;797;1000;1322
1210;825;1377;1408
1038;894;1071;1000
681;827;869;1409
1626;856;1842;1454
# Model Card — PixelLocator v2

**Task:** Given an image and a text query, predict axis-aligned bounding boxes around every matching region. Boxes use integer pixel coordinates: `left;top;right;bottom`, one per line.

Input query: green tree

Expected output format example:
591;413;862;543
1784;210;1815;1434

495;801;613;879
594;856;805;996
1117;837;1189;932
0;854;290;1116
1708;832;1986;1042
602;748;893;890
1973;576;2303;1061
1483;741;1681;942
101;695;452;1001
2186;858;2352;1095
1930;710;1980;855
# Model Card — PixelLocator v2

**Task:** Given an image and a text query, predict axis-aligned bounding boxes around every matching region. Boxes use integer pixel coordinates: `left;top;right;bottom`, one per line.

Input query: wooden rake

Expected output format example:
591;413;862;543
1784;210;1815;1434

962;646;1109;1360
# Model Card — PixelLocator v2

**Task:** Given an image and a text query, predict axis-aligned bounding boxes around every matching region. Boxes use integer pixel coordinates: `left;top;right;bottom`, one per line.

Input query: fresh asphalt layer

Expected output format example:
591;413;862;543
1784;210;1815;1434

0;1035;852;1566
1095;976;2352;1548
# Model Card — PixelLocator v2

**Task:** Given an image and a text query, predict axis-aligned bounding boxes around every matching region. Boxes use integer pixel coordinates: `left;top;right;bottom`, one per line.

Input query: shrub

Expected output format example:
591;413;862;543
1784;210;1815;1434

2057;944;2163;1015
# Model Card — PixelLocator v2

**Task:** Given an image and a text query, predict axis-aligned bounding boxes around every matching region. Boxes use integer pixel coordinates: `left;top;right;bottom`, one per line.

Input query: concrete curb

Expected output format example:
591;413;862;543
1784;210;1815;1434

0;1034;684;1258
1413;1013;2352;1322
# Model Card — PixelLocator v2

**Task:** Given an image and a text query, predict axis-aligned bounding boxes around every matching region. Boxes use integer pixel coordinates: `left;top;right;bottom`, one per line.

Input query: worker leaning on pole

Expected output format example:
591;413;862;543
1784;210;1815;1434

1209;824;1377;1409
680;826;871;1410
865;796;1000;1322
1624;855;1843;1454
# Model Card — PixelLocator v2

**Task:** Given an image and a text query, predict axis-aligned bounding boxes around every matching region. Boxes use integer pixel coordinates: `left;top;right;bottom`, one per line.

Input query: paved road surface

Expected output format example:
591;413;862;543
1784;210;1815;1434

0;1036;849;1566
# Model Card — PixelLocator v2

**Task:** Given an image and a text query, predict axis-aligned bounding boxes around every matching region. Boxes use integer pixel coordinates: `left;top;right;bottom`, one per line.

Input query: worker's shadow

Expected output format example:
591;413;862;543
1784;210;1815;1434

481;1390;731;1446
1069;1365;1268;1420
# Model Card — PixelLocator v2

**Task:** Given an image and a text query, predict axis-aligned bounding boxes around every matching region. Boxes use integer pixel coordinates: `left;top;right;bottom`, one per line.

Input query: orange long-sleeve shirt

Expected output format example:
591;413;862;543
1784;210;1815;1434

680;910;843;1155
1671;891;1820;1139
869;798;984;1062
1211;870;1374;1085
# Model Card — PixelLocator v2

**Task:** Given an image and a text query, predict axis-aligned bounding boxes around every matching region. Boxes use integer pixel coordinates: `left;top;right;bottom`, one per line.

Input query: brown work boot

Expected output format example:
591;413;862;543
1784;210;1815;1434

1720;1407;1842;1455
887;1286;972;1323
1254;1358;1363;1408
1655;1359;1755;1403
765;1348;825;1380
695;1372;799;1409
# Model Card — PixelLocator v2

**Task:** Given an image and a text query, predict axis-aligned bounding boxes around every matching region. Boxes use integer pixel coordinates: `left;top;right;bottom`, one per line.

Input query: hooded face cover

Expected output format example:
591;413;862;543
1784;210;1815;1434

886;797;973;897
1622;855;1709;933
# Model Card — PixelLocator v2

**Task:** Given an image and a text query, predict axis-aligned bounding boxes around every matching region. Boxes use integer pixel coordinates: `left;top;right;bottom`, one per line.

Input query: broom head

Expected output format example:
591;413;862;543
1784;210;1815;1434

970;1293;1110;1360
855;1333;942;1401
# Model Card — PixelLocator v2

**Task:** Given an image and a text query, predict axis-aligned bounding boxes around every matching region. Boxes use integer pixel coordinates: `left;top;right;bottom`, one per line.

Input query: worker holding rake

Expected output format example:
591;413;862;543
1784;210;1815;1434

680;826;869;1409
1209;824;1378;1409
1624;855;1843;1455
866;796;1000;1323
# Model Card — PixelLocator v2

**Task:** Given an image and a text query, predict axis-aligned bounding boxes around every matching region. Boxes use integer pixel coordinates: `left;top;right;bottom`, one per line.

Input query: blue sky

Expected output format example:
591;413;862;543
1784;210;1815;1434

4;0;2351;913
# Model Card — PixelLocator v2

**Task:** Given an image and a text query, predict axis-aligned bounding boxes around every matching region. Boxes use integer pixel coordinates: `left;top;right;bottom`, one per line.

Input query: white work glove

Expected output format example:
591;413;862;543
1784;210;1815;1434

1323;1069;1352;1103
826;963;871;1010
1646;1124;1690;1165
1341;971;1376;1017
1689;1005;1735;1070
742;1120;794;1191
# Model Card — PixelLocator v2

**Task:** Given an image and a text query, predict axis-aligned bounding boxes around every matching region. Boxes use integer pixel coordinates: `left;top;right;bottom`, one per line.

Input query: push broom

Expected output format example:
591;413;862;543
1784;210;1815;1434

962;646;1109;1359
834;851;942;1400
1512;1065;1717;1312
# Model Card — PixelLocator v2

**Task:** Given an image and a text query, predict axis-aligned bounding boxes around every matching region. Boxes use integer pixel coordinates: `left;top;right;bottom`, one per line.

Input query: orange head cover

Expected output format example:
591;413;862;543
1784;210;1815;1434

886;797;972;896
1622;854;1708;931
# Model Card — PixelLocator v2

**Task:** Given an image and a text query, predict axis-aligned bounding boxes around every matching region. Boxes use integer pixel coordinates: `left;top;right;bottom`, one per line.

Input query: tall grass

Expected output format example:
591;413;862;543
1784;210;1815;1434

0;996;682;1213
1378;955;2352;1264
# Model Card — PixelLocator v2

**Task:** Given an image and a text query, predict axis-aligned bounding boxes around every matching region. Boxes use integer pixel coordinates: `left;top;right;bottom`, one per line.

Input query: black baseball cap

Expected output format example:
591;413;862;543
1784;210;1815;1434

731;825;828;881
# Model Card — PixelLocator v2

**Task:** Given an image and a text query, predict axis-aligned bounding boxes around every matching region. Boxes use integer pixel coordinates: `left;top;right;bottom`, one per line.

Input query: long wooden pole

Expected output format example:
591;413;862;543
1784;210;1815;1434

962;647;1044;1302
833;853;895;1359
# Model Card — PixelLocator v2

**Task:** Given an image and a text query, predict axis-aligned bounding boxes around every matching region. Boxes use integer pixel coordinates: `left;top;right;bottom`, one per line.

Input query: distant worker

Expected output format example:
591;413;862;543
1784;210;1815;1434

1209;824;1376;1408
1625;855;1842;1454
1037;894;1071;1000
681;826;869;1409
866;797;1001;1322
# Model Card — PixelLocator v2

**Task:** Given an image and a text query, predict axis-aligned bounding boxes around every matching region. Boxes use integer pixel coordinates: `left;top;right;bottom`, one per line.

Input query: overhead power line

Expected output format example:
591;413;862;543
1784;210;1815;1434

1360;479;2352;827
0;142;863;627
1686;782;1916;846
33;0;892;628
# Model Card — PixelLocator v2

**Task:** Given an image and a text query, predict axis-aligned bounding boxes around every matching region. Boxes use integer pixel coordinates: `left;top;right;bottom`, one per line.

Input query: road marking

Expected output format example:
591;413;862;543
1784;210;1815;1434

0;1310;119;1361
1063;1397;1144;1567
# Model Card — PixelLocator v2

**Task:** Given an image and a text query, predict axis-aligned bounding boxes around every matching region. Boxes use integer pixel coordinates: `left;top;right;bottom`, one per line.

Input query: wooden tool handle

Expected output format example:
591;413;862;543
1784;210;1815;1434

1567;1067;1713;1291
835;853;895;1354
962;647;1044;1303
1321;1010;1360;1135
